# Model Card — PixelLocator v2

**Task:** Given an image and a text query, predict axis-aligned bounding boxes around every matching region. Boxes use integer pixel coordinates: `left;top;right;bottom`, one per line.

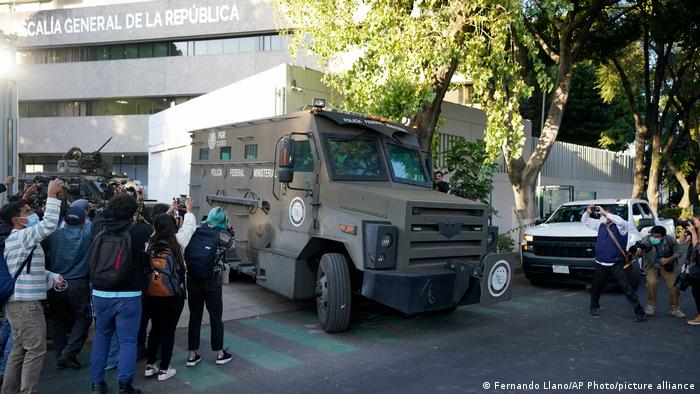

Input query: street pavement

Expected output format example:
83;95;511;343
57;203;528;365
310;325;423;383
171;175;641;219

36;274;700;393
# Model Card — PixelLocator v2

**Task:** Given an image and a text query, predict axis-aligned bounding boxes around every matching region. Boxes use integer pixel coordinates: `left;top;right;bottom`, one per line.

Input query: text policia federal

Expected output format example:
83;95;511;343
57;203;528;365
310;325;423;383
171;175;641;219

489;380;696;391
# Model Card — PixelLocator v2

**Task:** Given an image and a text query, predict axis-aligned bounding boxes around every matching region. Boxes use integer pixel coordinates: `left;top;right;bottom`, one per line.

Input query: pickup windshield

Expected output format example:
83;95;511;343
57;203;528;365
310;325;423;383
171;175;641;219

547;204;629;223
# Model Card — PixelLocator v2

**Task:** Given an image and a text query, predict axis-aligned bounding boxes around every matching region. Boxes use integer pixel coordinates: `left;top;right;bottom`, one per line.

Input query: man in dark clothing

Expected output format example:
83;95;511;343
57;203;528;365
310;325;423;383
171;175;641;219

45;206;93;370
582;205;645;322
89;194;152;394
433;171;449;193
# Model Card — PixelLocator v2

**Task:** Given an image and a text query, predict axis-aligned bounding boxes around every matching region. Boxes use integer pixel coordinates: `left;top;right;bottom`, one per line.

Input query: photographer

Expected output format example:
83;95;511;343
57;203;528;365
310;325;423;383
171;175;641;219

631;226;684;318
1;179;66;394
582;205;645;322
678;216;700;325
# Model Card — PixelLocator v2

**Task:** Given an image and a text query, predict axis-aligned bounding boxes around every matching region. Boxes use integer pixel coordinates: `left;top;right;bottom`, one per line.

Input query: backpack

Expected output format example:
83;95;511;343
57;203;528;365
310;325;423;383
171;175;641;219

0;245;36;309
184;226;222;279
146;251;184;297
89;224;135;289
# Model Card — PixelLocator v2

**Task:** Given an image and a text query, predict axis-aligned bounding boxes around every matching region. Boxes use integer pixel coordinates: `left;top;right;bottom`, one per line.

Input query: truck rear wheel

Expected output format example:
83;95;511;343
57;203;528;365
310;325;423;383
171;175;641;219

315;253;352;333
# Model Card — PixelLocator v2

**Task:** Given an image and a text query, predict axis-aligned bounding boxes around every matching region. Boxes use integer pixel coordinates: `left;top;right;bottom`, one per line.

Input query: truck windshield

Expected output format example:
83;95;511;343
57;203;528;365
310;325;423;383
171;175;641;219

326;137;386;179
547;204;629;223
385;143;429;185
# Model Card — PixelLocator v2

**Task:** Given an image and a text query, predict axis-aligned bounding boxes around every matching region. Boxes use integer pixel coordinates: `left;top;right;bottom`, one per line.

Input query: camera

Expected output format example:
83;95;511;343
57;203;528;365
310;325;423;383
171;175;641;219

674;219;691;228
675;272;691;291
628;240;651;256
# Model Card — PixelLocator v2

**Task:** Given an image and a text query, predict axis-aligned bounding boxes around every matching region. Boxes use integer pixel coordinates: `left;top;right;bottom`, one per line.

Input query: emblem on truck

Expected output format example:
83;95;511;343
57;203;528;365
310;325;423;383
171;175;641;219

438;222;462;239
208;131;217;150
289;197;306;227
488;260;511;297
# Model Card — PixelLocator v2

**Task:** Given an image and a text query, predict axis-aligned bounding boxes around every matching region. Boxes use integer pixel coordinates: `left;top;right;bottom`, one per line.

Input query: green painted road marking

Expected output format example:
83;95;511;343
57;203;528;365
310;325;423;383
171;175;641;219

241;317;358;356
348;325;403;343
459;305;506;316
170;344;235;391
498;300;531;310
513;294;550;303
200;327;302;371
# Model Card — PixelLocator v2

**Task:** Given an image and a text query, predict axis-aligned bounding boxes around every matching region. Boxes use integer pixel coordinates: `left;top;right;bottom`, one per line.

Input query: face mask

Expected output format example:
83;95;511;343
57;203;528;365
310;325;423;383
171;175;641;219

650;238;662;245
23;213;40;228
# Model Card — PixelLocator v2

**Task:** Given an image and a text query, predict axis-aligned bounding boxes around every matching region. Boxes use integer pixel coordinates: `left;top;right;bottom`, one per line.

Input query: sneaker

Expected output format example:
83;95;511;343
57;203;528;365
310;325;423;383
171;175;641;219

118;380;142;394
589;306;600;316
157;368;176;381
144;364;159;377
215;349;232;365
644;305;655;316
669;309;686;318
186;354;202;367
688;315;700;325
91;381;108;394
634;313;647;322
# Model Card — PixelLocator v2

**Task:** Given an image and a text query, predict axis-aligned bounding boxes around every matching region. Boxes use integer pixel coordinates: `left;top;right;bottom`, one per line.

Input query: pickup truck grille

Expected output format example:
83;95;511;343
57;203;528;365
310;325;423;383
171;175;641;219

531;236;596;258
405;204;487;267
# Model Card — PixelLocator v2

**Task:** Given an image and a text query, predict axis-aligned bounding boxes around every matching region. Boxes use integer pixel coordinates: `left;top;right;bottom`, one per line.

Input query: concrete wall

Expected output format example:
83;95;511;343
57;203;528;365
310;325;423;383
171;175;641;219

19;115;148;153
16;51;294;100
147;64;331;202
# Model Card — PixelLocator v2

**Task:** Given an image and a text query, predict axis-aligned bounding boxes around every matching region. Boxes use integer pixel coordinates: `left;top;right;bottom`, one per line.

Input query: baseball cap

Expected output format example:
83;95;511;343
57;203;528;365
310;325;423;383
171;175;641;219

64;206;86;226
70;199;90;211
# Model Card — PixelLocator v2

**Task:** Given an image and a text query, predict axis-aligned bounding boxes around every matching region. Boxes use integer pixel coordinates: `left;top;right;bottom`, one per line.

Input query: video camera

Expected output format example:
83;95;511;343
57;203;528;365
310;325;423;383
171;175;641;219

628;240;651;256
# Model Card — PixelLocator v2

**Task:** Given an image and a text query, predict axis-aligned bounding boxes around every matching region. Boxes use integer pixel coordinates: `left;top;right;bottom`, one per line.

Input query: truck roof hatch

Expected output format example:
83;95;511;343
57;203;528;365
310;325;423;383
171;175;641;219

315;110;410;139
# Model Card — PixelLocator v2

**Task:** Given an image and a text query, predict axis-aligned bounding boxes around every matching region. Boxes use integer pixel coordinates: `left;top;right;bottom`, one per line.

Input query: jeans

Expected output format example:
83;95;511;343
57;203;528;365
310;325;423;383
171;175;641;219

591;262;644;315
145;294;185;370
1;301;46;394
106;332;119;368
48;278;91;361
187;275;224;352
692;281;700;315
90;296;141;384
0;316;12;376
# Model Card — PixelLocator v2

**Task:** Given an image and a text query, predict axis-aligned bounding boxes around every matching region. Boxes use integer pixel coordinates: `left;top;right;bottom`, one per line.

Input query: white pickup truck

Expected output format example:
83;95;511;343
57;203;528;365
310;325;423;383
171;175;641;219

520;199;674;285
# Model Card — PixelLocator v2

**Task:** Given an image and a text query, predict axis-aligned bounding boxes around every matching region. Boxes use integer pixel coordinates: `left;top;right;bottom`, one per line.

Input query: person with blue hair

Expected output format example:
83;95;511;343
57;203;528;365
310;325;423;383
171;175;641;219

185;207;235;367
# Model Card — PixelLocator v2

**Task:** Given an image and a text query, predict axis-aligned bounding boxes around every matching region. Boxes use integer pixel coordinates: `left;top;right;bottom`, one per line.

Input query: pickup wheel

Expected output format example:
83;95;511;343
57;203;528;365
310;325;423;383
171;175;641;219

315;253;352;333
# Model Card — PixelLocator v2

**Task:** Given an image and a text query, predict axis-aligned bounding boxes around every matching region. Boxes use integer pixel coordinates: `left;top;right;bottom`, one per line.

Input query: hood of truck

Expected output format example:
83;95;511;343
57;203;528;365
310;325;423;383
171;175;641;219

525;222;598;237
336;185;488;271
338;185;479;218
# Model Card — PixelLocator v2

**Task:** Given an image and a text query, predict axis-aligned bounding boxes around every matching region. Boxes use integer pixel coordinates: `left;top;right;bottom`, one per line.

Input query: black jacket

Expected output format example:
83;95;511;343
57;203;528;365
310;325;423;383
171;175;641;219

91;216;152;292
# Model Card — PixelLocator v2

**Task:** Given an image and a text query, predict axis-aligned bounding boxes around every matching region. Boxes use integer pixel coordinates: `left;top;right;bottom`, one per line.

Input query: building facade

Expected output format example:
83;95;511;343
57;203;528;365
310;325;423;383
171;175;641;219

0;0;304;187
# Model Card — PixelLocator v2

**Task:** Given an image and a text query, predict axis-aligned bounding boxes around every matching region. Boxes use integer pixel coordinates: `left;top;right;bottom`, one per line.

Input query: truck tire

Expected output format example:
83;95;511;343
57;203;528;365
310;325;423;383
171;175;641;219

316;253;352;333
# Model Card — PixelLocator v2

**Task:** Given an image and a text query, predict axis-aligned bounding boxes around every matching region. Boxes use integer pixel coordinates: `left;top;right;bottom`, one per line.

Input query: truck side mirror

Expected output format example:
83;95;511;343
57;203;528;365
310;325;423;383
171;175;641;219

278;138;295;184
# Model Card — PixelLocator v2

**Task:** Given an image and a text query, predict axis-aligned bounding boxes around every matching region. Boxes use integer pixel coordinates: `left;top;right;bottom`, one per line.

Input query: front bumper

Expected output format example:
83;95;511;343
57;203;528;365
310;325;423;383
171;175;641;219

361;253;514;314
521;251;597;283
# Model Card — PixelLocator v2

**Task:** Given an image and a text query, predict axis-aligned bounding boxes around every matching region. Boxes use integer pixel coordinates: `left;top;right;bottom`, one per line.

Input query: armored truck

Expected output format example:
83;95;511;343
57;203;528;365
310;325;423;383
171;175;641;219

189;105;514;332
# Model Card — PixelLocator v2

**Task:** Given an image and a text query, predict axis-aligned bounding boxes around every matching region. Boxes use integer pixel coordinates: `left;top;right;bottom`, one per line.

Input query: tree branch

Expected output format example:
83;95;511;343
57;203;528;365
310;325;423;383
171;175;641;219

611;57;641;116
524;17;559;63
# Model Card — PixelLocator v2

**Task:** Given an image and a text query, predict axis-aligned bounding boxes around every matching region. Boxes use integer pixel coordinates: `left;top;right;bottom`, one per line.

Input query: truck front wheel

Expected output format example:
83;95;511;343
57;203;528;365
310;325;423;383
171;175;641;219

315;253;352;333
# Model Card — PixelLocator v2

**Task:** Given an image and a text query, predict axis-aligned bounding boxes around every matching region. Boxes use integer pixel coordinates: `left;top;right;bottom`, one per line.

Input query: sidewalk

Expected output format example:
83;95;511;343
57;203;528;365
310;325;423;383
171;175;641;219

175;278;299;328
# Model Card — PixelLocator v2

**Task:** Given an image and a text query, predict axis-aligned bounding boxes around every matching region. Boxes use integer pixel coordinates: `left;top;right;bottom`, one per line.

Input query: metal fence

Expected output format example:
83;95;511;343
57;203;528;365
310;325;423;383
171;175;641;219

436;133;634;184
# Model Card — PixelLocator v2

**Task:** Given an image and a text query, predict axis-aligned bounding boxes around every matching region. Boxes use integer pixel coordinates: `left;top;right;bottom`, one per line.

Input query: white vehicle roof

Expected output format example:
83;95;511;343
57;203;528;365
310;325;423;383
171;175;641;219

561;199;646;206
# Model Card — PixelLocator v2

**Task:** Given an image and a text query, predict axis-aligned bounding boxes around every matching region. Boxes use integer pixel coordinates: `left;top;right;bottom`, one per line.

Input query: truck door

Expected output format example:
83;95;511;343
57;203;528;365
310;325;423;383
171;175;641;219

279;137;318;234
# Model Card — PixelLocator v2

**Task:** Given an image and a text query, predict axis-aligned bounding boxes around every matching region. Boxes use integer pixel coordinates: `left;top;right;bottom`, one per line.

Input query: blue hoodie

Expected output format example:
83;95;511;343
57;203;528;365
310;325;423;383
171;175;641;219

45;224;93;280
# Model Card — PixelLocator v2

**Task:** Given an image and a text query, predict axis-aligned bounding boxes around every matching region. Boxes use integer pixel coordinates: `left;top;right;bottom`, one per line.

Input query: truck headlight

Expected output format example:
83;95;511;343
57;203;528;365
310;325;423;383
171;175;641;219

380;233;393;248
523;234;534;242
364;223;398;270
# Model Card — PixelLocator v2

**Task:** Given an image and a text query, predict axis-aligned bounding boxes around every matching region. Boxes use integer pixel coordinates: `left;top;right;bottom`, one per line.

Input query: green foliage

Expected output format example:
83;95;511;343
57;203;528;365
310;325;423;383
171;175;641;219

442;139;497;204
658;206;682;220
498;234;516;253
274;0;550;161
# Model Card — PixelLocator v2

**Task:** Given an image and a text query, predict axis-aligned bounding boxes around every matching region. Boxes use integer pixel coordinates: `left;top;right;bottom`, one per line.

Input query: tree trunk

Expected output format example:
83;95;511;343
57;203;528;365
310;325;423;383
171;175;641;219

668;161;691;209
413;57;459;156
505;53;574;232
631;121;648;199
646;129;662;212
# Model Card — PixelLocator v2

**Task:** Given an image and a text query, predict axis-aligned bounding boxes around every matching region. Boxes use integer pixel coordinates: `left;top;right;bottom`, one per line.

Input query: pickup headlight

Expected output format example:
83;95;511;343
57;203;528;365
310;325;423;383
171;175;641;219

523;234;534;242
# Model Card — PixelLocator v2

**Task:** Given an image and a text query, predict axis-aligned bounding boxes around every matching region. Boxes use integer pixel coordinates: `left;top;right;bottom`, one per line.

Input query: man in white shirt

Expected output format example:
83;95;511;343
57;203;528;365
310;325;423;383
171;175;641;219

582;205;645;322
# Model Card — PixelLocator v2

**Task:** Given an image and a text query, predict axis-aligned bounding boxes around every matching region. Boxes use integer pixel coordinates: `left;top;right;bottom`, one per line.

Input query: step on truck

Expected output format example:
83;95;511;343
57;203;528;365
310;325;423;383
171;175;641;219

189;102;514;332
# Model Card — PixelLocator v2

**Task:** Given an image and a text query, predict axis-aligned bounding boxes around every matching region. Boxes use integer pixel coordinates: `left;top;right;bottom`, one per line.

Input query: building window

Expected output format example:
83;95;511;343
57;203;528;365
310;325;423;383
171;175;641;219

18;96;194;118
25;164;44;173
199;149;209;161
18;34;288;65
244;144;258;160
220;147;232;160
